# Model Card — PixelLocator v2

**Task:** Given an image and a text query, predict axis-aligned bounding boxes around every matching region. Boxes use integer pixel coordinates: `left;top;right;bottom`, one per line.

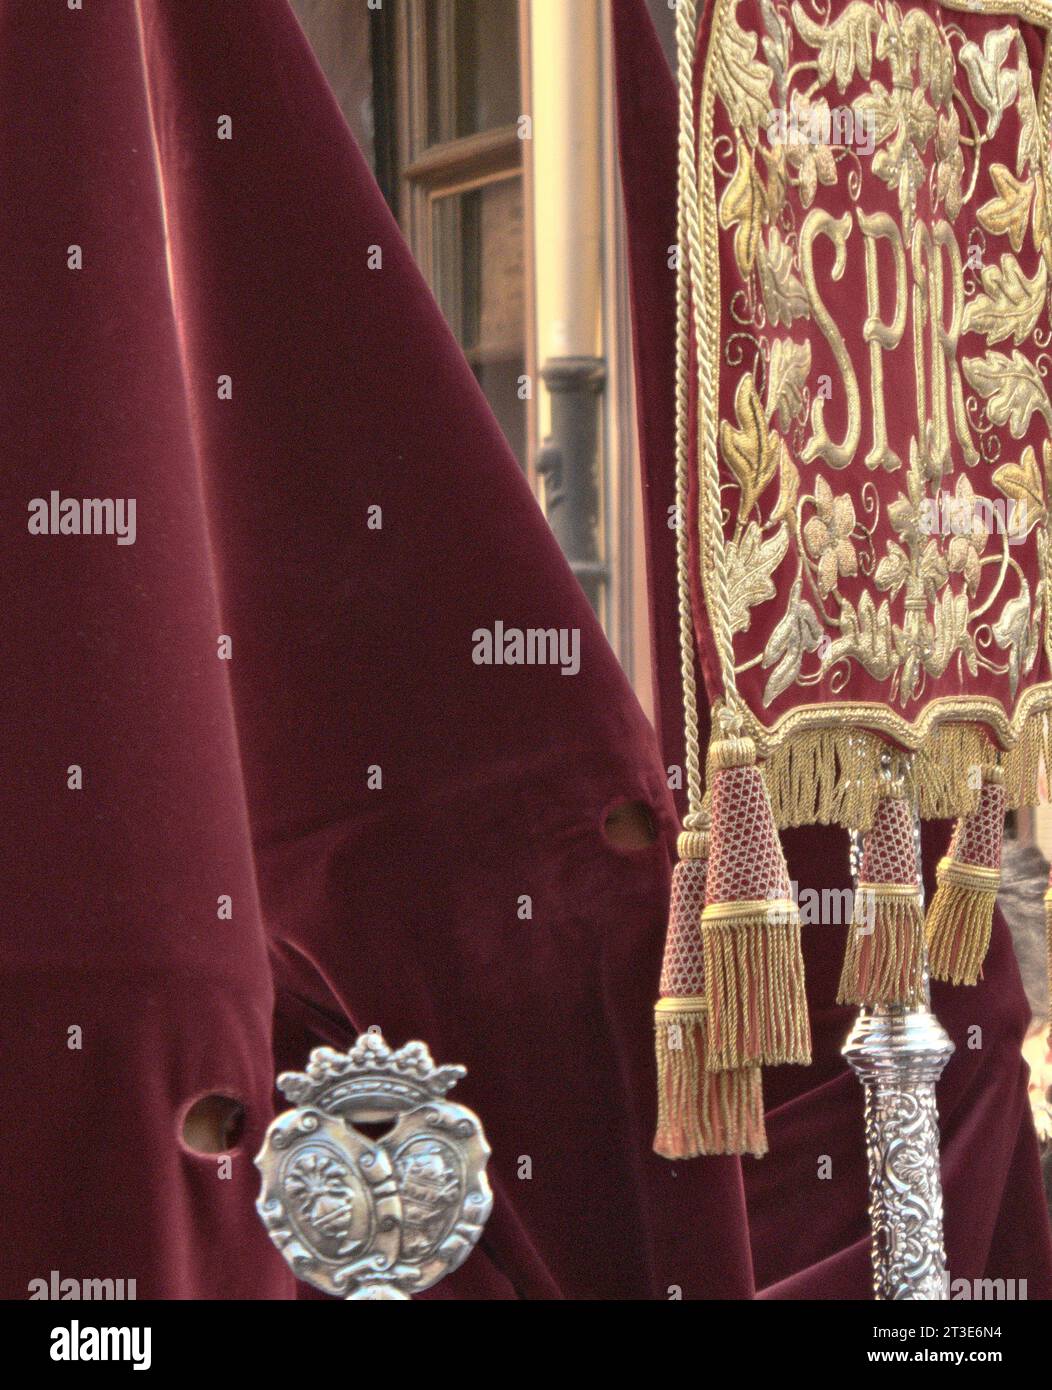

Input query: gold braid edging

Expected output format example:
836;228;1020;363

761;706;1047;831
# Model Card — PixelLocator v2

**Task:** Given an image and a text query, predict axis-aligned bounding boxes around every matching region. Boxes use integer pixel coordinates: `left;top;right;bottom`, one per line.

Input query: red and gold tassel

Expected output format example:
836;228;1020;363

700;731;811;1072
837;780;925;1008
654;824;766;1158
926;767;1005;986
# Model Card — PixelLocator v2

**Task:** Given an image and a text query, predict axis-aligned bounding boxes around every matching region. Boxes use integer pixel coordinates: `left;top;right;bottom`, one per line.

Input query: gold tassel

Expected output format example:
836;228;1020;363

653;827;767;1158
926;767;1005;986
701;730;810;1072
838;886;925;1007
837;782;925;1008
654;1000;767;1158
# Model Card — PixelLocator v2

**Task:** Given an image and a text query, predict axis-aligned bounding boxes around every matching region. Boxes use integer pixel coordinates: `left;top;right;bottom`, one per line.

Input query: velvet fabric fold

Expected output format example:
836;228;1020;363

0;0;755;1299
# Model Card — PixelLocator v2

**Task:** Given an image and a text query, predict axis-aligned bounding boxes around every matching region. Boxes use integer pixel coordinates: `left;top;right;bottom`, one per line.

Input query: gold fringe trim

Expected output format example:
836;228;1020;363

653;1003;767;1158
837;887;925;1007
702;913;811;1070
761;711;1046;832
765;727;886;831
926;883;996;986
927;868;1000;986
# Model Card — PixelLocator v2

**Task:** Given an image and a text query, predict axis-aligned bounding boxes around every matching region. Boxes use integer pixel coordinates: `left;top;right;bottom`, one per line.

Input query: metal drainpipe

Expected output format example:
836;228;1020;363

536;357;608;614
529;0;607;616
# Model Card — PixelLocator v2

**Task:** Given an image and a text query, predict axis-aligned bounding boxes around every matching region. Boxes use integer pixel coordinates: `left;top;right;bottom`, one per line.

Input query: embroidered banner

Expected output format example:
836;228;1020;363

691;0;1052;824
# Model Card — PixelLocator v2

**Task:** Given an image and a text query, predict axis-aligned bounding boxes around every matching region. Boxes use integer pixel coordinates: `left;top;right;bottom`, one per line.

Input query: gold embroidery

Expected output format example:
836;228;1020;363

720;373;783;520
993;439;1048;533
978;163;1034;251
962;348;1052;436
694;0;1052;790
803;476;859;595
725;522;791;634
799;210;862;468
859;209;907;472
758;228;810;325
720;138;768;277
791;1;880;89
910;219;939;472
933;223;978;466
960;26;1020;135
766;337;812;430
962;251;1047;343
761;577;824;704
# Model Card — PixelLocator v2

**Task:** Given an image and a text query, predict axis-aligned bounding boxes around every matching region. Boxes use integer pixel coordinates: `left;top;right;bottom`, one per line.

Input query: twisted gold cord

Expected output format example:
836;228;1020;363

674;0;705;822
674;0;741;812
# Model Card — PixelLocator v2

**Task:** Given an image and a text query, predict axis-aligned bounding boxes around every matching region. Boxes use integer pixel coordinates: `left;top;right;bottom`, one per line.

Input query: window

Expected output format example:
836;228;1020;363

292;1;529;471
398;1;529;469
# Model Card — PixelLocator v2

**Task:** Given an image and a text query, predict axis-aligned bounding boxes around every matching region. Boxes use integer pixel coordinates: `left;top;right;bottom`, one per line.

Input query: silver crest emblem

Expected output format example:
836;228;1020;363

255;1031;493;1300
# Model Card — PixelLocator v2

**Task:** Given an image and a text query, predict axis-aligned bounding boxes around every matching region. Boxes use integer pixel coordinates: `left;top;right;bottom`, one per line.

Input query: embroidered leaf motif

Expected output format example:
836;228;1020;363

720;373;781;521
993;442;1046;536
715;1;774;142
895;626;923;705
761;578;823;705
791;0;878;92
962;253;1047;345
889;6;956;107
766;337;811;428
851;82;898;147
962;349;1052;438
710;4;1049;713
935;108;964;222
1015;40;1042;177
874;541;910;599
959;26;1019;137
1032;172;1052;276
758;230;809;326
759;0;790;107
725;522;790;635
918;538;948;601
929;591;970;679
783;93;838;208
828;591;896;681
992;582;1034;696
977;164;1034;253
879;6;954;106
771;446;801;528
719;139;767;278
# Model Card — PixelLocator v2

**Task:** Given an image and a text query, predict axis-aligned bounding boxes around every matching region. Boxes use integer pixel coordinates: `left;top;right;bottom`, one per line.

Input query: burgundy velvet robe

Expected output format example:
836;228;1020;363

612;0;1052;1299
0;0;754;1300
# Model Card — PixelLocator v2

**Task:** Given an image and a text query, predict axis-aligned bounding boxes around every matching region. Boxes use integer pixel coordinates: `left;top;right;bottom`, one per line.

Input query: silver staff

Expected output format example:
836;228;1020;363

843;767;955;1300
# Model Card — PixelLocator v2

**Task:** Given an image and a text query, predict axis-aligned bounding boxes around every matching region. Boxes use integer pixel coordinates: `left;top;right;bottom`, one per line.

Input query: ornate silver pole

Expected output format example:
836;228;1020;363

843;780;955;1300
